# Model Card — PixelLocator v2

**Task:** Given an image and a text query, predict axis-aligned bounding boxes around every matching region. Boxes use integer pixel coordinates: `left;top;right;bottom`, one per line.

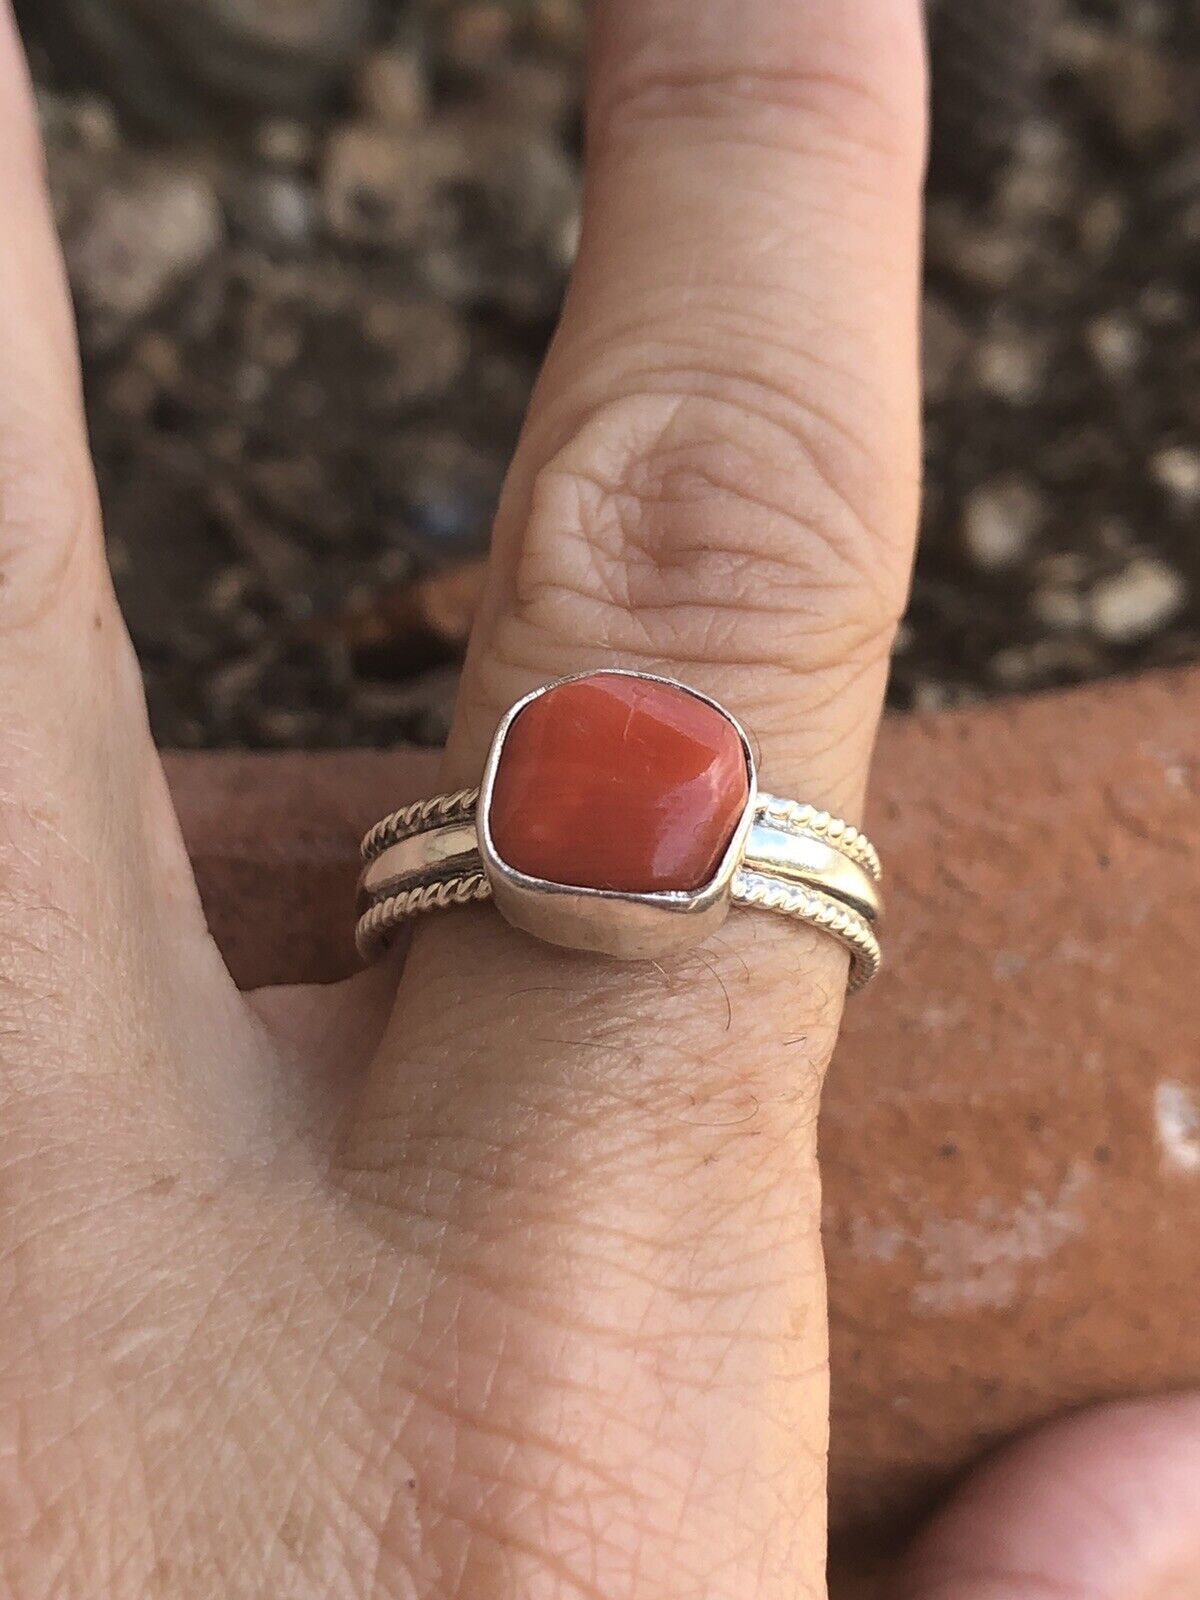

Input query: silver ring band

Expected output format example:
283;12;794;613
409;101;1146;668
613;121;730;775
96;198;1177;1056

357;788;883;990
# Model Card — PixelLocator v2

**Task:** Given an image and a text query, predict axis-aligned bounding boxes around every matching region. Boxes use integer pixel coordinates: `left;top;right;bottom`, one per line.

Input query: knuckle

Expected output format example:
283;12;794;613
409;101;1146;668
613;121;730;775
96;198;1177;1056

501;389;910;681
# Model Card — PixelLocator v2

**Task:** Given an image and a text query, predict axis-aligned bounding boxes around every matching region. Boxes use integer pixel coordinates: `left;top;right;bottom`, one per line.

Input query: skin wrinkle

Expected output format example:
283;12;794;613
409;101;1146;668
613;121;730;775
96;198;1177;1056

82;1203;387;1587
379;953;833;1101
551;163;917;406
592;84;908;180
333;1116;805;1259
632;357;914;525
585;141;912;310
339;1203;812;1350
519;391;906;600
339;1134;785;1257
386;1243;811;1359
588;45;925;173
428;1388;771;1600
543;283;910;421
513;577;900;686
561;477;851;618
352;1079;823;1215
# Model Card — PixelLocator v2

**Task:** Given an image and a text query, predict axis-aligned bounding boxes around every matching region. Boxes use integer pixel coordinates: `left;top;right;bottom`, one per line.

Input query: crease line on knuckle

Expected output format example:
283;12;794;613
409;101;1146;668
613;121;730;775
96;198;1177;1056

561;370;910;559
573;319;913;446
591;59;922;176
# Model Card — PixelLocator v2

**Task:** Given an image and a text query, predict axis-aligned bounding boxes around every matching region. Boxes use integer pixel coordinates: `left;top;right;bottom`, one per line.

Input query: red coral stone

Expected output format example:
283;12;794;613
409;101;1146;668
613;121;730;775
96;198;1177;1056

488;674;749;894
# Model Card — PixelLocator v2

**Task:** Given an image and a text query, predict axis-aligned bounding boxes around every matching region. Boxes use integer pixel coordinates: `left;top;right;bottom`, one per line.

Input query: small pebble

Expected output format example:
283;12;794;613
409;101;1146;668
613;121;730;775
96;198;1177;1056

321;121;466;247
1079;193;1125;260
890;620;914;658
228;170;316;253
976;332;1045;404
1096;516;1137;557
1086;312;1141;376
1031;585;1087;634
962;479;1045;571
909;680;954;713
357;46;429;128
1151;445;1200;505
65;158;222;344
989;638;1100;689
477;55;580;131
1139;282;1189;326
530;0;588;53
1088;557;1187;644
379;430;506;560
927;201;1030;292
1059;22;1179;149
444;2;514;70
363;298;470;404
254;119;317;168
73;95;121;153
998;148;1071;221
1037;551;1089;586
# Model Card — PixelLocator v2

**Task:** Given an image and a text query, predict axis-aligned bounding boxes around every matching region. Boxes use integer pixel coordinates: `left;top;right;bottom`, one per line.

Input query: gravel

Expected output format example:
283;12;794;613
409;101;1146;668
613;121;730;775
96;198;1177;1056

12;0;1200;747
1088;556;1187;644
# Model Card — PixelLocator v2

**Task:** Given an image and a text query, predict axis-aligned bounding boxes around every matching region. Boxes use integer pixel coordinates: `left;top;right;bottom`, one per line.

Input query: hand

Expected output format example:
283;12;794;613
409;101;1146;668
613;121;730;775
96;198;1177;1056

0;1;927;1595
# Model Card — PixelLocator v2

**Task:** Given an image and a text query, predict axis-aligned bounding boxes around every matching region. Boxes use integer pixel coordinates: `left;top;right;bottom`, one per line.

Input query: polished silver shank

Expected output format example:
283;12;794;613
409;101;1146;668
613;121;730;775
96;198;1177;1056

740;820;881;922
361;821;479;902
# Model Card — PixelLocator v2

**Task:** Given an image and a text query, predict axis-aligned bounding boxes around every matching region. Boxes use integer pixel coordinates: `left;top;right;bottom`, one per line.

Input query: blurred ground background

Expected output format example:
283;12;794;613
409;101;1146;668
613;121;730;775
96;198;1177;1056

14;0;1200;747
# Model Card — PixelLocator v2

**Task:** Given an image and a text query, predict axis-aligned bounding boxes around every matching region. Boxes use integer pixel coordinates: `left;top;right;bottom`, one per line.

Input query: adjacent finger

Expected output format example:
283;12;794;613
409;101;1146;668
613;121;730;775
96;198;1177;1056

0;6;253;1146
900;1397;1200;1599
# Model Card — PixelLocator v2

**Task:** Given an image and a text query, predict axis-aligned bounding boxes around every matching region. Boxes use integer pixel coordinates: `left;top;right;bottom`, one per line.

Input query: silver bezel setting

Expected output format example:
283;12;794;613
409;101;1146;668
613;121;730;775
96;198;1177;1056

476;669;758;959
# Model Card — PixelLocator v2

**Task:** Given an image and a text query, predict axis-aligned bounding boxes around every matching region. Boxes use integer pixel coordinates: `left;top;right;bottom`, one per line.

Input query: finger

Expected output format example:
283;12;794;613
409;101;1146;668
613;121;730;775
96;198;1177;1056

388;0;929;1085
384;0;927;1129
0;7;252;1143
900;1396;1200;1599
447;0;926;816
347;4;926;1596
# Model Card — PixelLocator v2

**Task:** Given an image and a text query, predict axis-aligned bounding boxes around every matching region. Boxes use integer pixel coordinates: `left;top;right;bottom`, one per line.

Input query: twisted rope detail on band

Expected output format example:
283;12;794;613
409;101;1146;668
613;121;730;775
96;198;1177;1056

731;870;882;992
361;788;482;862
355;871;493;958
755;795;882;883
356;863;881;990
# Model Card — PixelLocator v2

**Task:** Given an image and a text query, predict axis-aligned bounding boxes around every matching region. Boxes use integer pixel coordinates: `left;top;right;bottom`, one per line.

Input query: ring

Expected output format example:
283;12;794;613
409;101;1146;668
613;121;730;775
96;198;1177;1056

356;671;884;991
